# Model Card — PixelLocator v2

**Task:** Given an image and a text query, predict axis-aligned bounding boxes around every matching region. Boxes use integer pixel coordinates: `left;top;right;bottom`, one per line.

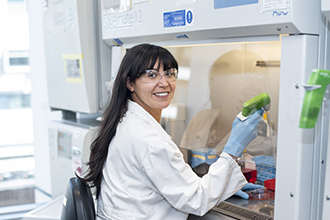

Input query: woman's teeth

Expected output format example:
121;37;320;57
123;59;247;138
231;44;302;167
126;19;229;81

155;92;168;97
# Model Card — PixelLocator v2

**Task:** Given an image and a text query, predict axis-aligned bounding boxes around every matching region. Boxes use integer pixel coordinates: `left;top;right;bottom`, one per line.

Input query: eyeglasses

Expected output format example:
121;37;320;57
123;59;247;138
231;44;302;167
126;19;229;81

139;68;178;84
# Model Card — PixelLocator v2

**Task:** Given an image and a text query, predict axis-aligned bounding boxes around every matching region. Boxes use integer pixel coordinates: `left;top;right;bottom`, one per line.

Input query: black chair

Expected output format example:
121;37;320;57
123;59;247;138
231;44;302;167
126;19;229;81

60;177;95;220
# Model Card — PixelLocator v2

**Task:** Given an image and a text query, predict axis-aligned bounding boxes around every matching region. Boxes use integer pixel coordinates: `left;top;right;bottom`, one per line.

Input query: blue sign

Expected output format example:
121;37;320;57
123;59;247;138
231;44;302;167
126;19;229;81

214;0;258;9
187;10;193;24
112;38;123;46
164;10;186;28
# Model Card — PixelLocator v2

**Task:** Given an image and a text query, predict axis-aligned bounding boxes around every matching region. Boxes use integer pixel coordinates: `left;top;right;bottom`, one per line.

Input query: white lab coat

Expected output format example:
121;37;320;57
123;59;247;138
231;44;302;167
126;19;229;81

96;100;247;220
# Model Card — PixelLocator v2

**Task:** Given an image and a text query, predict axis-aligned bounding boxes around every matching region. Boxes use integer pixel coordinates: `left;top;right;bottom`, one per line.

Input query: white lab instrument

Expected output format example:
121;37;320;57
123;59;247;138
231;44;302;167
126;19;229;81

43;0;111;113
100;0;330;219
23;119;97;220
22;120;98;220
48;120;97;199
25;1;104;219
41;0;108;200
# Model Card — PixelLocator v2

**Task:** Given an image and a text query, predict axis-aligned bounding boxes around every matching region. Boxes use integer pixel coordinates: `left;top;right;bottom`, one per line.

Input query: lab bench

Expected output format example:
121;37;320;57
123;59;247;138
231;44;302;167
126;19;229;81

189;195;274;220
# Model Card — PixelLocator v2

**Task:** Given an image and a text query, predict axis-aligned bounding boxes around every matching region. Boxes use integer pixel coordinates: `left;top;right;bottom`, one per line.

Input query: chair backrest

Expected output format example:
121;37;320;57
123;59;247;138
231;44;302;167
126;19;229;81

60;177;95;220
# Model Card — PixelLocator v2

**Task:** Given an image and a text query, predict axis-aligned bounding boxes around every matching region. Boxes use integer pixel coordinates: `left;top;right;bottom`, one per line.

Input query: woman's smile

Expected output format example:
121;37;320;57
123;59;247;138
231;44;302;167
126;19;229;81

154;92;170;97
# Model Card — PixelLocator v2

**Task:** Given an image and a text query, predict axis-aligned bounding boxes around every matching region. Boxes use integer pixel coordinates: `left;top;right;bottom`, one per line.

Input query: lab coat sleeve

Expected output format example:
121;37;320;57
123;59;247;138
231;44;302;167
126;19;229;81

142;137;247;216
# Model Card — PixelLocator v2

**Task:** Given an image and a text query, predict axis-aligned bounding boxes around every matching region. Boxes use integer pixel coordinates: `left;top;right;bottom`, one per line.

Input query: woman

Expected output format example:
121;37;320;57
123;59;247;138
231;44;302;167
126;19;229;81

83;43;263;219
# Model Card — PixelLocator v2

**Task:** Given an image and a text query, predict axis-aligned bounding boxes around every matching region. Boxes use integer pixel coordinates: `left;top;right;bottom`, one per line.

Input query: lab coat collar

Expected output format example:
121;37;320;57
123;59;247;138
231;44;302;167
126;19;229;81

127;100;165;133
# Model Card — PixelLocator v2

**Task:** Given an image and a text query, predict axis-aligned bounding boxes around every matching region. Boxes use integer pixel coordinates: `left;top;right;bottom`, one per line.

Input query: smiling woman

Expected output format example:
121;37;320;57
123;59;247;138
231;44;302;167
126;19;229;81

77;44;261;220
127;62;177;122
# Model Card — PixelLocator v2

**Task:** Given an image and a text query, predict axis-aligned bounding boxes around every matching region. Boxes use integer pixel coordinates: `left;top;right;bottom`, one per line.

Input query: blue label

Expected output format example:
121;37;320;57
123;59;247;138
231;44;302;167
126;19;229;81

187;10;193;24
112;38;123;46
164;10;186;28
272;11;288;16
214;0;258;9
175;34;189;39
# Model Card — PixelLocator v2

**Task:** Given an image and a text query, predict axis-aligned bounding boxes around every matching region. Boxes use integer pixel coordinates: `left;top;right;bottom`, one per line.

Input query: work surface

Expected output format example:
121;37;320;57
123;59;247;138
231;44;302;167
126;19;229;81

189;194;274;220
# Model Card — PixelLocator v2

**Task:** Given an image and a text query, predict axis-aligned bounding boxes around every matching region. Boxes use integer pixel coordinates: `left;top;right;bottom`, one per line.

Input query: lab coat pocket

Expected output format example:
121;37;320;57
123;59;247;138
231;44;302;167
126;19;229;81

100;206;134;220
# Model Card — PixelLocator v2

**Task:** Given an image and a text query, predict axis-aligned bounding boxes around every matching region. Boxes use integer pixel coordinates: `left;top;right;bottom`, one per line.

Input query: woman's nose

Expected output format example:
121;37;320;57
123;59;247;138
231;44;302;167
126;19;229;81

157;74;169;86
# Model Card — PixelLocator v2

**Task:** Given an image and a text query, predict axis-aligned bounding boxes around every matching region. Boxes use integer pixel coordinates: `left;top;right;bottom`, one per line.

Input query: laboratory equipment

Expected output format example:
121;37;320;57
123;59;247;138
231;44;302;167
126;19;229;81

100;0;330;219
299;69;330;128
297;68;330;219
23;118;98;220
48;120;98;199
43;0;111;114
24;0;330;219
259;113;271;138
264;178;276;191
247;188;273;200
41;0;109;202
242;168;257;184
223;109;264;158
237;92;271;121
255;155;276;183
238;154;257;184
234;183;265;200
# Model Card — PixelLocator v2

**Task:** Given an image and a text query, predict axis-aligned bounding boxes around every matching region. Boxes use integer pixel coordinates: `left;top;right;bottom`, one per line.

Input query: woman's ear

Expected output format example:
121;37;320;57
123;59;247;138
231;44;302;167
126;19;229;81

126;77;134;92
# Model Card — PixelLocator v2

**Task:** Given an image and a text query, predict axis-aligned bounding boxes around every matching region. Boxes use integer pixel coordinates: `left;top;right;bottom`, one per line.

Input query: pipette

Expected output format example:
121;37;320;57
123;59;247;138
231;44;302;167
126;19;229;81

236;92;271;121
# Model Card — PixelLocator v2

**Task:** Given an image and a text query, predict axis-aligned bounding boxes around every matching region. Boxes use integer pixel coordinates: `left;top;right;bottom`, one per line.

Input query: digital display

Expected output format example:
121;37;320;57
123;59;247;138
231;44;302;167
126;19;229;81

58;131;72;159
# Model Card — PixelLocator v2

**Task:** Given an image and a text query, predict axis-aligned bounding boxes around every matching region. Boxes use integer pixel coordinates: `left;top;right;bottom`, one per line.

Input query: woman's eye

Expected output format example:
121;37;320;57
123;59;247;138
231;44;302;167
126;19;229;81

165;72;174;77
166;70;176;77
146;71;157;78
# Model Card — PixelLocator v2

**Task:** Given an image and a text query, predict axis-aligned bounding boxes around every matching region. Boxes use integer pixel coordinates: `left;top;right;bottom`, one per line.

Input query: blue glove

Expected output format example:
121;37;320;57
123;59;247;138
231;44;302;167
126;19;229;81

234;183;265;199
223;108;264;158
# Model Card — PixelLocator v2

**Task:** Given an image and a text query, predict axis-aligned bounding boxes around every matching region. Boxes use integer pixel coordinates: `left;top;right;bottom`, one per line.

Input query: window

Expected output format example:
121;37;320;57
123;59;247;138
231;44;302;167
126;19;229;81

0;0;35;208
3;50;31;73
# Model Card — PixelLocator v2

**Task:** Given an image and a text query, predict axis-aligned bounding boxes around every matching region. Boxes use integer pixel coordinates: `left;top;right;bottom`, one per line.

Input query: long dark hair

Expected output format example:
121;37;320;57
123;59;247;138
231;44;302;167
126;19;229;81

82;44;178;198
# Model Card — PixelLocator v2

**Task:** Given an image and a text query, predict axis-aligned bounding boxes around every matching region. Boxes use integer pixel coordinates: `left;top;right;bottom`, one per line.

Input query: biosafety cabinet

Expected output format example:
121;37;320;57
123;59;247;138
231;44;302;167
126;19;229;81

33;0;330;219
100;0;330;220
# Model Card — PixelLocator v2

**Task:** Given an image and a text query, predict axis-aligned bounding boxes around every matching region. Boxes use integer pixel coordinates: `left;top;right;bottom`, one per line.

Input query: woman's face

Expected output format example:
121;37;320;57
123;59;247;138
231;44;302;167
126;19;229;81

127;61;176;121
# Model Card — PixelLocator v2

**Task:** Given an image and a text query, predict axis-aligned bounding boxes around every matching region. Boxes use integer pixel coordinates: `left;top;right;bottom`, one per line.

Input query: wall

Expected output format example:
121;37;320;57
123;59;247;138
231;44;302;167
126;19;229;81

27;0;62;203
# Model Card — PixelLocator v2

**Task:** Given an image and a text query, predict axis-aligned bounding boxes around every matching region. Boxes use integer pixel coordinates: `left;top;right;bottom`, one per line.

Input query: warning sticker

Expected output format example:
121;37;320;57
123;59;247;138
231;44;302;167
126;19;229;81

62;54;83;83
163;9;193;28
261;0;290;12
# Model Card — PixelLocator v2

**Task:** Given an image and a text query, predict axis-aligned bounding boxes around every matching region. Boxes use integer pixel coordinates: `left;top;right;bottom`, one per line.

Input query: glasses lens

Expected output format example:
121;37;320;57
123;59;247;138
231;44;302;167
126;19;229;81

141;69;177;83
165;69;178;82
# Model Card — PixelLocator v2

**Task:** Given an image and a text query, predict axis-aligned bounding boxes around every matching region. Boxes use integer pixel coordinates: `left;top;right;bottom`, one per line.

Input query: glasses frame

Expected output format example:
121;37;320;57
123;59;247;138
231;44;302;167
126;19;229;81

139;68;178;84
